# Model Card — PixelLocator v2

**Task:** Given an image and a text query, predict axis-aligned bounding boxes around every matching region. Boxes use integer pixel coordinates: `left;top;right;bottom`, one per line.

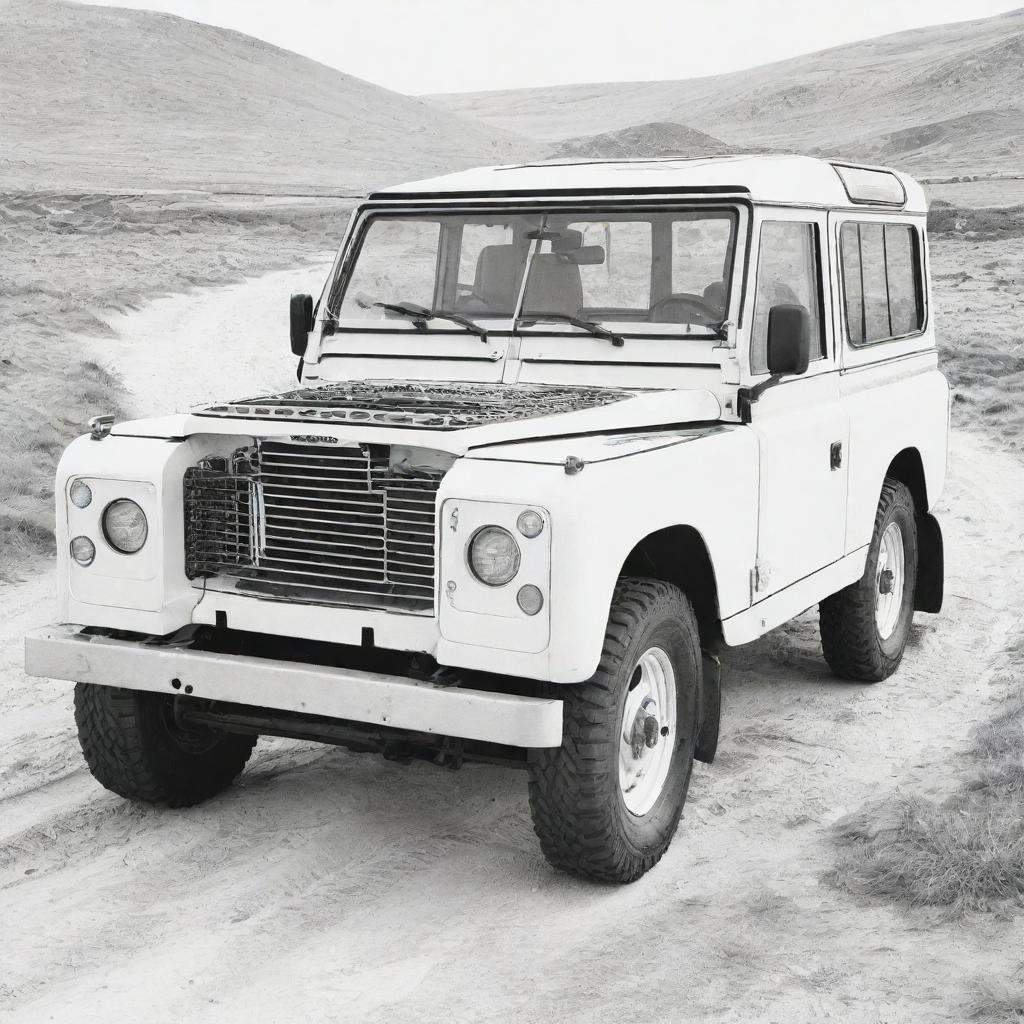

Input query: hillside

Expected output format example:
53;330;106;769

548;122;736;160
0;0;526;192
429;8;1024;175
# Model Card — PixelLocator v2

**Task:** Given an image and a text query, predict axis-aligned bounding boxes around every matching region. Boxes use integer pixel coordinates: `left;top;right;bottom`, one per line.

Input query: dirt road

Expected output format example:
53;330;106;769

2;269;1022;1023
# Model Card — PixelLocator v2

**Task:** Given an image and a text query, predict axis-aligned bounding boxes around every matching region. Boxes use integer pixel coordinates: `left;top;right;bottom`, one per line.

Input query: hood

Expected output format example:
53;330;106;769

111;380;723;454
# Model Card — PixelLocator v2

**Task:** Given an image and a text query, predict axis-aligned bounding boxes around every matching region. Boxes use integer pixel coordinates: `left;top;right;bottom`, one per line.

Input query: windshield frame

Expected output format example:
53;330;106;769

323;199;747;341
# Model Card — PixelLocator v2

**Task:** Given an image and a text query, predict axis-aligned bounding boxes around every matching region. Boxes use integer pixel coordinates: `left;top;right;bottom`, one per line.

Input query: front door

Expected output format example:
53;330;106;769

746;213;849;599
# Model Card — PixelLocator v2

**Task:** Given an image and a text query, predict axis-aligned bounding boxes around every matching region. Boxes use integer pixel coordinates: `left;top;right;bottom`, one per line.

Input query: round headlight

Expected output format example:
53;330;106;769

70;536;96;566
468;526;521;587
516;509;545;538
102;499;148;554
69;480;93;509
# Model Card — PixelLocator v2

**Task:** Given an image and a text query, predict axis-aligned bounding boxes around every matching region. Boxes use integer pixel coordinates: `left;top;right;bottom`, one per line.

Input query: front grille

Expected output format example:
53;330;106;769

184;440;446;613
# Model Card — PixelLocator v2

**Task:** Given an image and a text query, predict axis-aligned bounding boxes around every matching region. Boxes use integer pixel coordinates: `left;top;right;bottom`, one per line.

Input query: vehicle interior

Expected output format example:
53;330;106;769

455;214;736;328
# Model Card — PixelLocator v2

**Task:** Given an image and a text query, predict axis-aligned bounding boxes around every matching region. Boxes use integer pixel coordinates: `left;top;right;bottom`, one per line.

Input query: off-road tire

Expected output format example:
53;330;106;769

74;683;256;806
528;578;700;883
819;478;918;682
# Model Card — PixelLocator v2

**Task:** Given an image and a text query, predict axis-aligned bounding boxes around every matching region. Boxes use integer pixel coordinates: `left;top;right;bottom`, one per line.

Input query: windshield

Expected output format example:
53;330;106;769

331;208;738;333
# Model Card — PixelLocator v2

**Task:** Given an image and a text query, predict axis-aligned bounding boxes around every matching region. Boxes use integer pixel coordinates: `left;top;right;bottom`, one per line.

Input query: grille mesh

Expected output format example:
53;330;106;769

196;380;632;430
185;441;444;612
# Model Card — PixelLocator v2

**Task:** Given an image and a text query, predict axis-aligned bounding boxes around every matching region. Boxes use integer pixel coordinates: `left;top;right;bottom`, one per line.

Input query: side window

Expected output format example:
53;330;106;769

840;222;924;345
750;222;823;375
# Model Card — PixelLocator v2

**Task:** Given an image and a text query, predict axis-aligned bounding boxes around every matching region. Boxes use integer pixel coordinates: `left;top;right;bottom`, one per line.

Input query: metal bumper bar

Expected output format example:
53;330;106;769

25;626;563;748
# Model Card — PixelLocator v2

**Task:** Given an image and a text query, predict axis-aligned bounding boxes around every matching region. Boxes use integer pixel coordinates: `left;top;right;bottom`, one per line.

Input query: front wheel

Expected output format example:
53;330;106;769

74;683;256;806
528;578;700;883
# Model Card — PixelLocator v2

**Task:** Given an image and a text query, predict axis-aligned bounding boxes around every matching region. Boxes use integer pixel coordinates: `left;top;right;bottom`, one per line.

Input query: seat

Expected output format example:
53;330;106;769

521;253;585;318
468;244;524;314
702;280;727;314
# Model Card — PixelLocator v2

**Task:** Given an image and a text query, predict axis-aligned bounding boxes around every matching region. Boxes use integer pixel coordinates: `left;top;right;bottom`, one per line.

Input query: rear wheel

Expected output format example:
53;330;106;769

819;477;918;682
528;578;700;883
74;683;256;806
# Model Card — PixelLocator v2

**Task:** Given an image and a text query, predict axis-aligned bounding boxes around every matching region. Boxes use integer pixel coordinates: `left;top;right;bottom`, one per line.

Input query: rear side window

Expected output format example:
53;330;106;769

841;222;924;345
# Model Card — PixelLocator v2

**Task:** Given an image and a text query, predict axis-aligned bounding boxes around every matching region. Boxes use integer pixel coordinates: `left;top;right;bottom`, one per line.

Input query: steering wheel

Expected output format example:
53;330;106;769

649;293;723;325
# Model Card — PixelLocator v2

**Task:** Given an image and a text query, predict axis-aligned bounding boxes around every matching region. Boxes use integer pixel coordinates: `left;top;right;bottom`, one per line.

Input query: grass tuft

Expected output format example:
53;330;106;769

968;969;1024;1023
829;793;1024;914
829;641;1024;916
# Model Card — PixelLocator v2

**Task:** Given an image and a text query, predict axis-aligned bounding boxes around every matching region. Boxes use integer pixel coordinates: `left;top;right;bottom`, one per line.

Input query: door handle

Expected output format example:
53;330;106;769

830;441;843;471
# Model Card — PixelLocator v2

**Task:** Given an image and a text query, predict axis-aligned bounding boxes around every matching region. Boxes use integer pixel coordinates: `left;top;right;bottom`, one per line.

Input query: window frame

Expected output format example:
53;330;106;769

325;203;743;339
748;218;828;377
839;219;927;350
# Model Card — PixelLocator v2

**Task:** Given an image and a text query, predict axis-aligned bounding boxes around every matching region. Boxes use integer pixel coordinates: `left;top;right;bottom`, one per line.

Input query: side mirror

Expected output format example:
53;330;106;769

766;304;811;376
290;293;314;356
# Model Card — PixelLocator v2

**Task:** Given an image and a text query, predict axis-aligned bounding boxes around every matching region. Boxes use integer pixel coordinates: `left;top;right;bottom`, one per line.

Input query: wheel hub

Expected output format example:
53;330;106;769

619;647;677;816
875;522;905;640
629;697;661;758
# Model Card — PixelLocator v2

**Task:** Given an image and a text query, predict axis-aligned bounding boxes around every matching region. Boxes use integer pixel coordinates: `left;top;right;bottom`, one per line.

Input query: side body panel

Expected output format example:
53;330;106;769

840;357;949;545
828;207;949;535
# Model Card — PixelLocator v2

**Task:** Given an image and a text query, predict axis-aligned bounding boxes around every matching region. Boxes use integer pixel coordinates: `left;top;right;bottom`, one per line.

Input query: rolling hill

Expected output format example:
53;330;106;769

429;8;1024;176
0;0;527;192
548;122;736;160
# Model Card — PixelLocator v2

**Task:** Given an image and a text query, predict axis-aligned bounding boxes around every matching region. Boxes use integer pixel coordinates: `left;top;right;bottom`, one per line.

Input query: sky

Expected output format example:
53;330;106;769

79;0;1022;95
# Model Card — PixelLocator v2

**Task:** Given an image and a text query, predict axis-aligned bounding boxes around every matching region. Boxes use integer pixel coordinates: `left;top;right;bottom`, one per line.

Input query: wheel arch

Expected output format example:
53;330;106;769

885;447;929;513
883;446;943;613
618;525;722;764
619;524;721;646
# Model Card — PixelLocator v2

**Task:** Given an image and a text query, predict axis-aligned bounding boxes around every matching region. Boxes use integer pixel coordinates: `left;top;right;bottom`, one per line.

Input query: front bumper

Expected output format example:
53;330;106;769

25;626;563;748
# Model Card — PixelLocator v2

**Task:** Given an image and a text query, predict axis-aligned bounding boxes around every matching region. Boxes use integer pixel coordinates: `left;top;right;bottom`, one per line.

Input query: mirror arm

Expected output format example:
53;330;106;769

737;373;783;423
747;373;783;404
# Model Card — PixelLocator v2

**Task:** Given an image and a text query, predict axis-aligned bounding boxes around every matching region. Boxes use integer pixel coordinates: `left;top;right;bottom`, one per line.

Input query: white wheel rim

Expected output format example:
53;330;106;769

618;646;677;816
875;522;905;640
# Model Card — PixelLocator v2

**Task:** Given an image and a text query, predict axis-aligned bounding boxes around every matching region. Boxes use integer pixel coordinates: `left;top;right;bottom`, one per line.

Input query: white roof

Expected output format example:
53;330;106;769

371;154;927;213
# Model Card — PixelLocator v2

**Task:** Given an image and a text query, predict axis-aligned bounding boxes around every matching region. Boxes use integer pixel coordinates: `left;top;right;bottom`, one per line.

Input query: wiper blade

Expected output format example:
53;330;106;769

373;301;489;343
515;312;624;348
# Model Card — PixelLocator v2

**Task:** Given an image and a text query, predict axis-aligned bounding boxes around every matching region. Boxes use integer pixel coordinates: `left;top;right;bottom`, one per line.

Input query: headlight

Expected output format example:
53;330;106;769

102;499;148;554
468;526;521;587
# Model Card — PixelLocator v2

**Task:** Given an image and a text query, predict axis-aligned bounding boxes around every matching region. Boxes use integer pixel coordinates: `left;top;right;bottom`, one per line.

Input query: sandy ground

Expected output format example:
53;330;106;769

2;270;1023;1023
84;259;334;416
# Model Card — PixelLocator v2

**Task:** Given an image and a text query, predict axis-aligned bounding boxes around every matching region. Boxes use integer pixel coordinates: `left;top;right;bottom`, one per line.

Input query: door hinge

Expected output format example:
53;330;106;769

750;558;772;599
830;441;843;471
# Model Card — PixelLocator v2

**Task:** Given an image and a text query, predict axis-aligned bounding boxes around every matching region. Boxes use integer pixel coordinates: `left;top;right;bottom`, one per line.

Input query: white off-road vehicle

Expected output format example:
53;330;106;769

27;156;948;882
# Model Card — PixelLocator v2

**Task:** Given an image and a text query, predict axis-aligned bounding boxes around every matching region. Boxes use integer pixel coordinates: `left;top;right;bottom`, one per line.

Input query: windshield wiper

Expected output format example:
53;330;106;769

514;312;624;348
373;301;489;343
